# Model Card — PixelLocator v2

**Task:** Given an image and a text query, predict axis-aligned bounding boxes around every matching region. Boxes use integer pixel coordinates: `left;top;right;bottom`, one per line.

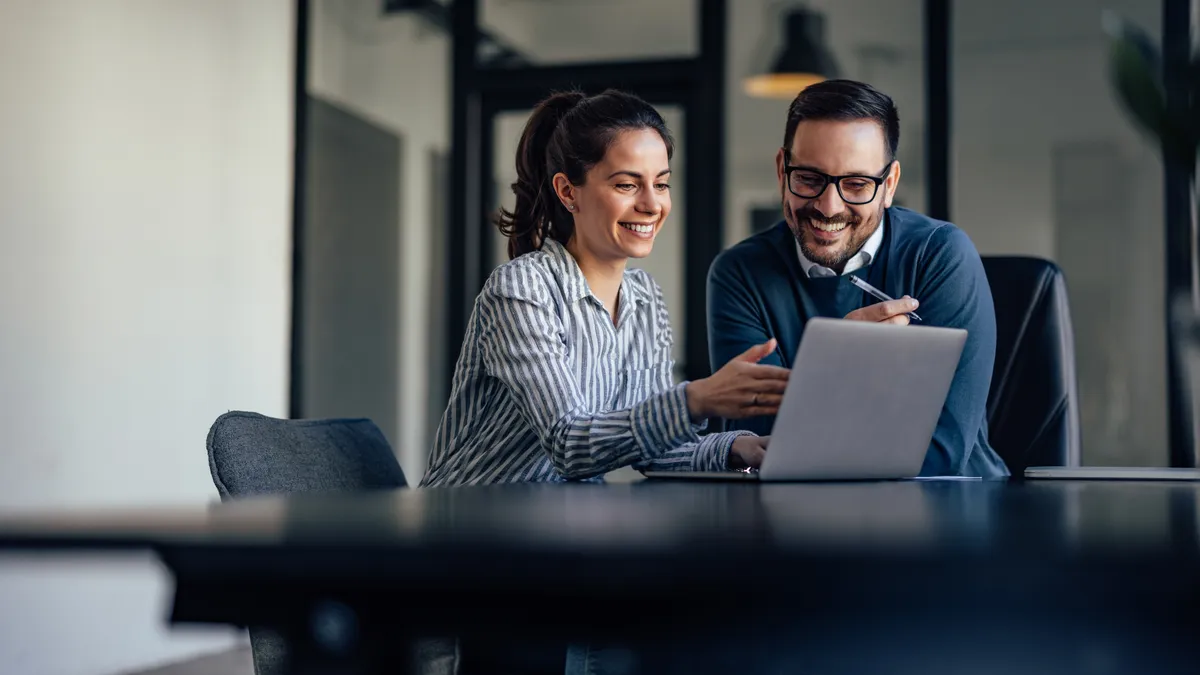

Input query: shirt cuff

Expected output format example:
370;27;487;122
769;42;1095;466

694;430;755;472
678;380;709;434
631;382;701;459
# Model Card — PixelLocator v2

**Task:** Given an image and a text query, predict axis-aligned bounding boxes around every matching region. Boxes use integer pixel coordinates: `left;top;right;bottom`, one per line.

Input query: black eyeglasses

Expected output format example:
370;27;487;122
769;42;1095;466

783;157;893;205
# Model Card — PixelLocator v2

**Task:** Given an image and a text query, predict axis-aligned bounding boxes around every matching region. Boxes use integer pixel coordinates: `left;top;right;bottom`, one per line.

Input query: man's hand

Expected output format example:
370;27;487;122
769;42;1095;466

844;296;919;326
728;435;769;471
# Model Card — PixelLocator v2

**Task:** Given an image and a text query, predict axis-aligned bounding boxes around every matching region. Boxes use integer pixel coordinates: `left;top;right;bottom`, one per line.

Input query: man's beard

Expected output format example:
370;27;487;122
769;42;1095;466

785;199;883;272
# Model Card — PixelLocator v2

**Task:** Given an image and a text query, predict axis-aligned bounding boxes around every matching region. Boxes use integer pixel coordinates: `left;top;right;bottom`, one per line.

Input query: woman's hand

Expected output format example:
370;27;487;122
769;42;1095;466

685;340;790;421
728;435;769;470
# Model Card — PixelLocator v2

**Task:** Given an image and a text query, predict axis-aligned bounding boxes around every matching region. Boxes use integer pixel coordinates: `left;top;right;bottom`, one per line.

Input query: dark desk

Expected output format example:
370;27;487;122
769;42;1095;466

2;480;1199;674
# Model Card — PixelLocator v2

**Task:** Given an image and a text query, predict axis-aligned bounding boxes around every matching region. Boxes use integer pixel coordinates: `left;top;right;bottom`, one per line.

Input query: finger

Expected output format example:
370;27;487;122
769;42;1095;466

883;314;911;326
871;298;917;320
724;405;777;419
744;363;791;380
735;338;777;363
753;380;789;395
848;297;919;322
734;391;782;408
750;394;784;408
732;381;787;399
737;405;780;418
886;296;920;316
733;338;778;363
744;447;767;469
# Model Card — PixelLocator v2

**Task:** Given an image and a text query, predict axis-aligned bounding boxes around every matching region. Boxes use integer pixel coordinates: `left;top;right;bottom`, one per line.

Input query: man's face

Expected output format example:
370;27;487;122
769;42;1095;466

775;119;900;273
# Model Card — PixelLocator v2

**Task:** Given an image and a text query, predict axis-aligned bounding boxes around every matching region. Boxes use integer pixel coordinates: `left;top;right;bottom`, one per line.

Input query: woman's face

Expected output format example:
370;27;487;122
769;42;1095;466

555;128;672;264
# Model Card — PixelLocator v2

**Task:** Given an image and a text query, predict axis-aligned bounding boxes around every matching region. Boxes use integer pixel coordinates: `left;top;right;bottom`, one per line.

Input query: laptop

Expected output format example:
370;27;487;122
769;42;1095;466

642;317;967;482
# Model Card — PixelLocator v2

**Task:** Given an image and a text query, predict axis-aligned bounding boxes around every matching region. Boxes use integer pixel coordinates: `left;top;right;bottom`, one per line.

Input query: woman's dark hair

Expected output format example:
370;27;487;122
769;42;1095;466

496;89;674;259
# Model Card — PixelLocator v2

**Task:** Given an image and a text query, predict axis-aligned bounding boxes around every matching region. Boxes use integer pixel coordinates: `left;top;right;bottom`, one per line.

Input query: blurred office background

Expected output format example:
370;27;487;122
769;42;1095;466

0;0;1190;674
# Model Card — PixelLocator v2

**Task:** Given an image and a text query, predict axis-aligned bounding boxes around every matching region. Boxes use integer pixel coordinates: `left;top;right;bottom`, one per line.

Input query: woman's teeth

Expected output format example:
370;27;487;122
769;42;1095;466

620;222;655;234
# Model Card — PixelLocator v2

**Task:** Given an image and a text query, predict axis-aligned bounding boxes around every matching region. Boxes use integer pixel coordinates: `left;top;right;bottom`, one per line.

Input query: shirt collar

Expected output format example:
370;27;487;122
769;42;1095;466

795;218;885;279
540;238;651;306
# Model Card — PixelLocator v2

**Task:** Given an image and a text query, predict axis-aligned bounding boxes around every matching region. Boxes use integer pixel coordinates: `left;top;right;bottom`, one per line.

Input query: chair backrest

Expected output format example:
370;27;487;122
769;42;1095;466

205;410;408;675
207;410;407;499
981;257;1082;472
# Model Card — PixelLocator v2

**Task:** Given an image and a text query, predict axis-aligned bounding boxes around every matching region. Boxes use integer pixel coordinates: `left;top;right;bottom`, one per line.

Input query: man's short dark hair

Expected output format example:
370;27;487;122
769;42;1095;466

782;79;900;164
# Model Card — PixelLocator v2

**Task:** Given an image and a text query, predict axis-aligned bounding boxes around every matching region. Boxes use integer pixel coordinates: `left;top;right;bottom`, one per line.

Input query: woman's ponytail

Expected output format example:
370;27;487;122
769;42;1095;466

495;91;584;259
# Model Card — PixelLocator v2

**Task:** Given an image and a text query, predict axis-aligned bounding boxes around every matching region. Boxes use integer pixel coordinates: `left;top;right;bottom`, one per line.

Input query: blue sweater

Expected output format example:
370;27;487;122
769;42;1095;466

707;207;1010;478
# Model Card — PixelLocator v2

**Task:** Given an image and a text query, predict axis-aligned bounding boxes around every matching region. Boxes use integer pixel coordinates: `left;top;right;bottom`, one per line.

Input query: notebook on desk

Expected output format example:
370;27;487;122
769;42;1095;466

1024;466;1200;481
642;318;967;482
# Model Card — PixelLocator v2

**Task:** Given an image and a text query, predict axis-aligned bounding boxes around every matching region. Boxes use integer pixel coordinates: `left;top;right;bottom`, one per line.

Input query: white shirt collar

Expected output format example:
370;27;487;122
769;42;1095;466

795;219;885;278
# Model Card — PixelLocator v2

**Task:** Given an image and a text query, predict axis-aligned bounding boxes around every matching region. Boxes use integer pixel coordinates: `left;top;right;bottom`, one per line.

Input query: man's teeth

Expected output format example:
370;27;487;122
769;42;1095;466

620;222;655;234
811;221;848;233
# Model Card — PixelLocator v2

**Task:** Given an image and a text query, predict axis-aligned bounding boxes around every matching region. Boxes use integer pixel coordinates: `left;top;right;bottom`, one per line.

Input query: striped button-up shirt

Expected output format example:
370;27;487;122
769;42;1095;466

421;239;750;487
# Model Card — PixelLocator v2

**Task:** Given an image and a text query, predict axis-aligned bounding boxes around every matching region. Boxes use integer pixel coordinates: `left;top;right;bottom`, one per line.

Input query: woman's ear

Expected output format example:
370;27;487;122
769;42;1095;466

552;172;577;212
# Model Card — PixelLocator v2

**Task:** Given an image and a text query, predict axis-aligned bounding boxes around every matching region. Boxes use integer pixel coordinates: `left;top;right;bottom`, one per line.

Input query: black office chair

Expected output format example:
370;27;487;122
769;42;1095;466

207;410;407;499
207;411;569;675
981;257;1082;473
206;411;441;675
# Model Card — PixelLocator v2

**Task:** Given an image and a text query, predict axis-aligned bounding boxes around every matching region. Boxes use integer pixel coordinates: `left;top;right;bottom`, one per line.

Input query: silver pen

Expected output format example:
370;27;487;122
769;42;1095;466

847;275;923;322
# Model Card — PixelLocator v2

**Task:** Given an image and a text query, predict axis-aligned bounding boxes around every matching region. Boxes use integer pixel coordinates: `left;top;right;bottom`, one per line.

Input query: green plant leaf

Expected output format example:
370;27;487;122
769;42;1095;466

1103;12;1198;170
1104;14;1167;135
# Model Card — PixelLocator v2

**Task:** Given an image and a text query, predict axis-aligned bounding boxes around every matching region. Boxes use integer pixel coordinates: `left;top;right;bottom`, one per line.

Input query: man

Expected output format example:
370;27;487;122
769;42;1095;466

707;79;1008;478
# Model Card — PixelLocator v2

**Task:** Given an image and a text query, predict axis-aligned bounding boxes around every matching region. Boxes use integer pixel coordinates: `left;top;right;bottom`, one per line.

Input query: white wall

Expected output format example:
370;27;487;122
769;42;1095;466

0;0;293;673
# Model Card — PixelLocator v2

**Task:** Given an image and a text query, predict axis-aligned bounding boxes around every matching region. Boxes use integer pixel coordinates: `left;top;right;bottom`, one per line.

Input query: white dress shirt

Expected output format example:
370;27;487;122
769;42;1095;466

795;220;885;278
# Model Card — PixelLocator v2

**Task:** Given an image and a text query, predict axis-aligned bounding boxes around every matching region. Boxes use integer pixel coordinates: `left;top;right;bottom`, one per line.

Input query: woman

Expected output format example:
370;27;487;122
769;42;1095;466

421;89;788;488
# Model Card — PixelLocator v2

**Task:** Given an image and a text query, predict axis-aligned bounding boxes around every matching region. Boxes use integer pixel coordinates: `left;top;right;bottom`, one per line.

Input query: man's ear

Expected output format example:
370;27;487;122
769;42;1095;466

882;161;902;208
775;147;788;192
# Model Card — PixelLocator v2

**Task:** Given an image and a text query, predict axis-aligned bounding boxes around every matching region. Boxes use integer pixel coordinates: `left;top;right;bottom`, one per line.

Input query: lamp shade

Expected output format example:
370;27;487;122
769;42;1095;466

744;8;840;99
